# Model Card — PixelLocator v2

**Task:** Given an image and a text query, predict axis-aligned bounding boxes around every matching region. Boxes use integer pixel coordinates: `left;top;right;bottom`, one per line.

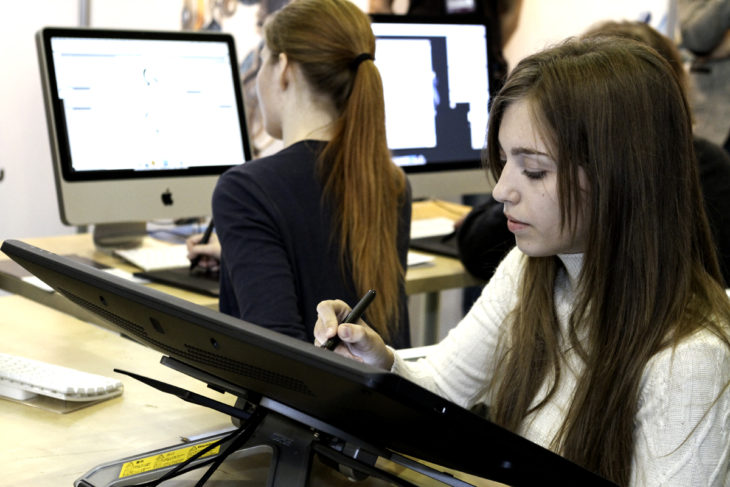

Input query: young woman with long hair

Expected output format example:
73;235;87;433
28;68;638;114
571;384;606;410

191;0;411;347
315;37;730;486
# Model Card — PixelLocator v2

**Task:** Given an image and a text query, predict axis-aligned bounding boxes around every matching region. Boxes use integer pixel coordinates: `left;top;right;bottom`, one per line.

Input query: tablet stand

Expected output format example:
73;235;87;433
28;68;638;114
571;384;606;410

74;356;477;487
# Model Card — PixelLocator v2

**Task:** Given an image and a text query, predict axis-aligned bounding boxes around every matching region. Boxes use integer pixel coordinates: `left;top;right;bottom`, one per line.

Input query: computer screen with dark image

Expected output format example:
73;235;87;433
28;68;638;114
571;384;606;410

371;16;500;173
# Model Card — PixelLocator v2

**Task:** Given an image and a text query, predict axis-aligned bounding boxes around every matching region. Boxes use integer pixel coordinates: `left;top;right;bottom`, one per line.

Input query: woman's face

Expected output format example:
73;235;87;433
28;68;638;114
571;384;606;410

255;44;283;139
491;99;588;256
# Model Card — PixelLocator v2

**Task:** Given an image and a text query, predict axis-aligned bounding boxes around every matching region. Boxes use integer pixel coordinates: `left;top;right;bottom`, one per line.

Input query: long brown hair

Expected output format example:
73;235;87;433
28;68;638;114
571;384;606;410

485;38;730;485
262;0;407;341
582;20;690;104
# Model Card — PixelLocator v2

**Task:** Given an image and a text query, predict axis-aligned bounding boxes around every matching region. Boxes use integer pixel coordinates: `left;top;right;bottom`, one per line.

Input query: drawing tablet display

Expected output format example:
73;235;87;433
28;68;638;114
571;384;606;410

1;239;615;486
409;234;460;258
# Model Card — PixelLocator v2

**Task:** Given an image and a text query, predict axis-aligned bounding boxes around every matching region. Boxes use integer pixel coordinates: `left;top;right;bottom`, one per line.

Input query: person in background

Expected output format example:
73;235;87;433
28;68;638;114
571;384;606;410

455;193;513;283
315;37;730;486
459;18;730;286
678;0;730;153
189;0;412;348
407;0;522;45
238;0;292;158
581;19;730;286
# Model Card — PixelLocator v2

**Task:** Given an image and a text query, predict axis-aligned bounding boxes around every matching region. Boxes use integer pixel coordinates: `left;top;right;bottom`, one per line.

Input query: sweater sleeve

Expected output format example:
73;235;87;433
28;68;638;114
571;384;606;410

630;330;730;486
392;247;523;409
213;168;308;340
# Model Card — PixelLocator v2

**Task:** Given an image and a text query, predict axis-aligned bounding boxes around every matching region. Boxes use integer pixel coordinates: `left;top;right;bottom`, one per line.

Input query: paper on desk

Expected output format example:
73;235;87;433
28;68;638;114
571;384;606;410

410;217;456;239
21;276;54;293
114;244;189;271
407;251;435;267
103;268;150;284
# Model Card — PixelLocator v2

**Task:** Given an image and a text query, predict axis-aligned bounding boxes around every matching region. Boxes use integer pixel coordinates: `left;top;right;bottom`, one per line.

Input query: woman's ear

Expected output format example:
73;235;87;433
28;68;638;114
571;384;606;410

278;52;290;90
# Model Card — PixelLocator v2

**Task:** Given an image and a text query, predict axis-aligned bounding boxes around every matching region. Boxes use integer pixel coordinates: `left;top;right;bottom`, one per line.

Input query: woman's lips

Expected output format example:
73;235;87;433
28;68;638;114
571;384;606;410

506;215;528;233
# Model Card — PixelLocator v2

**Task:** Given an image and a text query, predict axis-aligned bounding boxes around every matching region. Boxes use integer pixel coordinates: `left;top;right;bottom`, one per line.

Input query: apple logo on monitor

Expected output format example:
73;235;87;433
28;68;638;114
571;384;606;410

161;189;174;206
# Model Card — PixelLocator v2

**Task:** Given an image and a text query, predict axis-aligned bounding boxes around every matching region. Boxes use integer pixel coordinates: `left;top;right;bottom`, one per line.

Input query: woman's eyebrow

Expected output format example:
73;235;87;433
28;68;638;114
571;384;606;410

510;146;550;157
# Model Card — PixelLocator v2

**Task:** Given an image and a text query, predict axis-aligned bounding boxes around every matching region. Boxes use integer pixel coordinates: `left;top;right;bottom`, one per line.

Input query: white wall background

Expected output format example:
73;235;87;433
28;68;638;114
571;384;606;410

0;0;186;241
0;0;672;242
503;0;675;70
0;0;78;241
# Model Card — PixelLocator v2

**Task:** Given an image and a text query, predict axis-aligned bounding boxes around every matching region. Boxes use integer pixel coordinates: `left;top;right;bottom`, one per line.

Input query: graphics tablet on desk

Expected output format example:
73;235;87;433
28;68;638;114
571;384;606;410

0;239;617;487
410;232;460;258
136;267;220;297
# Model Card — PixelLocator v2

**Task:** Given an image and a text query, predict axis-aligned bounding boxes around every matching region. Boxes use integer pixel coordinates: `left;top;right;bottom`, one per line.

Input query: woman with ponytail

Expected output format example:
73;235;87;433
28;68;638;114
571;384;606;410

193;0;411;347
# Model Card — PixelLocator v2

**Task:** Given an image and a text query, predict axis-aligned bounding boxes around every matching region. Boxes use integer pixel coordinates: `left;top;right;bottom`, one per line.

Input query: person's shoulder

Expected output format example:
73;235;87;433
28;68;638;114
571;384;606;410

694;136;730;172
658;328;729;364
484;246;526;288
643;328;730;391
694;137;730;177
213;153;280;199
693;137;730;202
500;245;526;267
240;143;312;171
467;247;524;325
403;174;413;201
637;328;730;438
219;141;321;183
679;328;729;359
633;328;730;487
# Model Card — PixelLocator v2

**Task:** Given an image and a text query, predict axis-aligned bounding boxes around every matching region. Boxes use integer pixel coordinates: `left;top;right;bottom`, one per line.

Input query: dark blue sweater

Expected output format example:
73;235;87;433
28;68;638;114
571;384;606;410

213;140;411;348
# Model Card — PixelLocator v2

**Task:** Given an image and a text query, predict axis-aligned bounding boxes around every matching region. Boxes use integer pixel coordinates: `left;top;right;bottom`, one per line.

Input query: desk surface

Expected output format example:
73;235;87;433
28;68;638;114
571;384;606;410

1;294;502;486
2;294;244;486
0;200;483;319
408;200;483;294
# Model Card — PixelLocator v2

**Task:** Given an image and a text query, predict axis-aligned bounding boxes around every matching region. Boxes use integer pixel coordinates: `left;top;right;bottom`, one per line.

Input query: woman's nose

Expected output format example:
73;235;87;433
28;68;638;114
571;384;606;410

492;162;518;205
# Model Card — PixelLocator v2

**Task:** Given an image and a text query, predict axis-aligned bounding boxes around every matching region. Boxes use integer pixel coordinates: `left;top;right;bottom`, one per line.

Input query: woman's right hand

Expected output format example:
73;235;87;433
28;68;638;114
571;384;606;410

186;232;221;272
314;299;394;370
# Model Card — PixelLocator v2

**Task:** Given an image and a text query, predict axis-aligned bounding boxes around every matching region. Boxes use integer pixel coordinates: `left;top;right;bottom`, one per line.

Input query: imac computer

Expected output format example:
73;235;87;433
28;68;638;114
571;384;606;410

1;239;616;486
370;15;504;199
36;27;253;248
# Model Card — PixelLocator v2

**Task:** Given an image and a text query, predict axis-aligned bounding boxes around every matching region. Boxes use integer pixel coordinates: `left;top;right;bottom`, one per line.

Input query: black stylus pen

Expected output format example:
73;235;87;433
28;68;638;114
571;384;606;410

189;219;214;272
322;289;376;350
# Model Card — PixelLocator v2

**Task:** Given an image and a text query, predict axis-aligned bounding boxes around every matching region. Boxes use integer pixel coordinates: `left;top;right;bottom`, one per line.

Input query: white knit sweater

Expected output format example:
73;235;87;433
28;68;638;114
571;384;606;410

393;248;730;486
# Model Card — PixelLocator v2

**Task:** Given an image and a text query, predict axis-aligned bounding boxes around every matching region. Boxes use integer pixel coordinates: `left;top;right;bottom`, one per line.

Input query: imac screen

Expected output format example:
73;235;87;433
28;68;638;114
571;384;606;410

371;15;502;174
36;28;252;228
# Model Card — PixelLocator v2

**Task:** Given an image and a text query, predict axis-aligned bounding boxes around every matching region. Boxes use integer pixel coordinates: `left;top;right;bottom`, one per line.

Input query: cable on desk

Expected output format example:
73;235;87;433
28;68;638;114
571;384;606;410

126;424;245;487
115;368;266;486
193;408;267;486
127;408;266;487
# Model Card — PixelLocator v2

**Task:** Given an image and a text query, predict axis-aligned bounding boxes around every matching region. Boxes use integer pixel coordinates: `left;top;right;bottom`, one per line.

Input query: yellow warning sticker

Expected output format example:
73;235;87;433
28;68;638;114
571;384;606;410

118;441;221;478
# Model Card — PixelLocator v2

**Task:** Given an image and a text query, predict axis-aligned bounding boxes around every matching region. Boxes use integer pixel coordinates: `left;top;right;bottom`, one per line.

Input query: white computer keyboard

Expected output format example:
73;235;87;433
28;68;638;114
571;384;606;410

0;352;123;402
114;244;190;271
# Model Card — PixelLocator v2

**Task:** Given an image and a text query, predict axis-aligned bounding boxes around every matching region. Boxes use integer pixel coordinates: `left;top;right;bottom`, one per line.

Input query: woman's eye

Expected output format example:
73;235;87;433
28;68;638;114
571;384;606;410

523;170;546;180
